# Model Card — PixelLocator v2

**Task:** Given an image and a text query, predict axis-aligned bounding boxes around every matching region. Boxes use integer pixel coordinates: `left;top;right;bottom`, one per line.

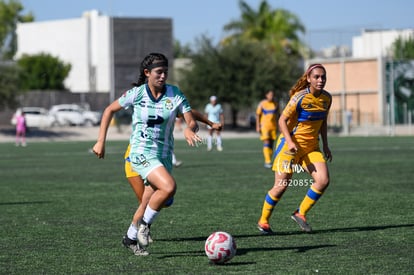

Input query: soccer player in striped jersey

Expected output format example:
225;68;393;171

257;64;332;234
93;53;202;255
122;109;222;255
256;90;279;168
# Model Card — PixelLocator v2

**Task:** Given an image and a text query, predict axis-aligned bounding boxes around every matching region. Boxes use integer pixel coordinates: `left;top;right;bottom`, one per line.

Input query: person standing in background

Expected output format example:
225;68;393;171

256;90;279;168
204;95;224;151
15;110;27;147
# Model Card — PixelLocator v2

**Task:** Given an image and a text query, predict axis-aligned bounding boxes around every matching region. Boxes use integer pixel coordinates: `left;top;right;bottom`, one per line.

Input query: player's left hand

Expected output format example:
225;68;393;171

211;122;222;131
323;145;332;162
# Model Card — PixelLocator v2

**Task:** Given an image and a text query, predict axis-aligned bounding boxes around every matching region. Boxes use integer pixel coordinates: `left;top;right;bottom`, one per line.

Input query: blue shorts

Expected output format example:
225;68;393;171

129;153;173;181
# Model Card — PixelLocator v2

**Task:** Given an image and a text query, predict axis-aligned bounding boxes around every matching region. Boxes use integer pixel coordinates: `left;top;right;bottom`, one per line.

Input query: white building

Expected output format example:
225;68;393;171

352;29;414;58
16;10;173;97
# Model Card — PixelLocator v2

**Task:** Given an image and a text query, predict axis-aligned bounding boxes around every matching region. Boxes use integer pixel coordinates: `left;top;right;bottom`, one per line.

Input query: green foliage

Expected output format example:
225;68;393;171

17;53;71;90
0;62;21;109
0;0;34;60
174;39;193;58
392;35;414;59
178;36;301;126
0;136;413;274
223;0;308;58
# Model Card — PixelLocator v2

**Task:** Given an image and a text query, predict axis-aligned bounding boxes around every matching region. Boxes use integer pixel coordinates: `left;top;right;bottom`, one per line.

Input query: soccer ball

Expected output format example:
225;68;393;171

204;231;237;264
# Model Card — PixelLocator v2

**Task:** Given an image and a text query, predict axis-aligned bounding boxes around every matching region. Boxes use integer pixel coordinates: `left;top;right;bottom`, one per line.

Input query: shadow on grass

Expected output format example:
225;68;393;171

312;223;414;234
154;244;335;261
157;223;414;242
0;200;53;206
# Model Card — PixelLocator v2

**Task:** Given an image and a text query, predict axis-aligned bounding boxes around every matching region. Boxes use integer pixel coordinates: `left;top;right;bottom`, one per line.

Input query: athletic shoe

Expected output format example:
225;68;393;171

173;160;183;167
264;163;272;168
217;146;223;151
122;236;149;256
148;232;153;244
137;222;150;247
257;222;274;235
207;147;212;152
291;211;312;232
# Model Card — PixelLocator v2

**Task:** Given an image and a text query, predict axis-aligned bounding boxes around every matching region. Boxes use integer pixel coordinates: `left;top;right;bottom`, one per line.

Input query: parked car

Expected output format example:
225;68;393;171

11;107;58;128
49;104;101;126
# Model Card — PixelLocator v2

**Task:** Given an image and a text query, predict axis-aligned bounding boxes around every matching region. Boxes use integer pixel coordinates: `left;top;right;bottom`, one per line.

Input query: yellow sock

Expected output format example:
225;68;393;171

298;186;323;216
263;146;273;164
259;192;279;224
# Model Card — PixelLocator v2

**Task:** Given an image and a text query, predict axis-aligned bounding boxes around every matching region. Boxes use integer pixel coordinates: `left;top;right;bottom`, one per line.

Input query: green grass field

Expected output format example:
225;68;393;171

0;136;413;274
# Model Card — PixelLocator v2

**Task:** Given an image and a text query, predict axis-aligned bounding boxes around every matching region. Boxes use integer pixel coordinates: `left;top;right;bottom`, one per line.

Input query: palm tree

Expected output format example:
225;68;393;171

222;0;308;57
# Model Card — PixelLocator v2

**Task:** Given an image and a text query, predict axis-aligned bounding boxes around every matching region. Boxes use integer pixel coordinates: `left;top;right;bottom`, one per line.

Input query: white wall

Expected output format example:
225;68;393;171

16;11;111;93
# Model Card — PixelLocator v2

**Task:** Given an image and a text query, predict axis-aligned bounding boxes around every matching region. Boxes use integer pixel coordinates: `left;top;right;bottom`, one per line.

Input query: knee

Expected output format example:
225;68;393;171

315;175;329;189
163;180;176;196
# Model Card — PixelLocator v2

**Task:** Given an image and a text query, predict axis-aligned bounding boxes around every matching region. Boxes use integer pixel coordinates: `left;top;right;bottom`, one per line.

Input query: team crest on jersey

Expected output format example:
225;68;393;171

165;99;173;110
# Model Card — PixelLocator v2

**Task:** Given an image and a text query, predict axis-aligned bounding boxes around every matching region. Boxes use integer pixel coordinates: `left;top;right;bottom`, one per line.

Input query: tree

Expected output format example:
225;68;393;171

0;62;20;109
178;36;301;127
222;0;308;57
0;0;34;60
174;40;193;58
17;53;71;90
392;35;414;60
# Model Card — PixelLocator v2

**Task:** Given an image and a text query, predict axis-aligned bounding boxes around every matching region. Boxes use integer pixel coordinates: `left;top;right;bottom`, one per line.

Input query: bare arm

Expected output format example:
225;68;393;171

256;113;261;132
92;100;123;159
278;114;297;153
191;109;222;130
320;118;332;161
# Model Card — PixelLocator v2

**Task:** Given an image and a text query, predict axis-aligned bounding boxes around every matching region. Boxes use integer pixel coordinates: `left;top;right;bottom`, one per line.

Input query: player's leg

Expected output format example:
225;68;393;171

257;136;295;234
216;130;223;151
123;158;150;255
292;152;329;232
137;165;176;247
257;171;292;234
261;129;275;168
207;128;214;151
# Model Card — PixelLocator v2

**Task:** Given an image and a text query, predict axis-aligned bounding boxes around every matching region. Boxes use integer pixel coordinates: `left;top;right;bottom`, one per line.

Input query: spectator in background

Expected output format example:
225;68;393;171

15;110;27;147
204;95;224;151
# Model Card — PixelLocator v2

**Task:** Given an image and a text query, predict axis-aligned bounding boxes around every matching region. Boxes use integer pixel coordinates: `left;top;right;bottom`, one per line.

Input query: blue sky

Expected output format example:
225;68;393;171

20;0;413;51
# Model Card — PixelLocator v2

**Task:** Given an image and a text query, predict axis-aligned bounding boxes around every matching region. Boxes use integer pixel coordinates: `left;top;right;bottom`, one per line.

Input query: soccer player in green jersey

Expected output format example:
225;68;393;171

93;53;201;255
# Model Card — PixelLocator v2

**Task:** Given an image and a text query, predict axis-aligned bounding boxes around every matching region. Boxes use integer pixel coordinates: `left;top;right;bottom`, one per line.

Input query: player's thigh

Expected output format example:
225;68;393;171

302;151;329;189
272;137;298;174
146;166;176;194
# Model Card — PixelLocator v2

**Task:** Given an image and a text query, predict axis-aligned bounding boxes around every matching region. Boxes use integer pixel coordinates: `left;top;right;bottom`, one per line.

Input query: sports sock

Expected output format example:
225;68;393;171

127;223;138;240
207;136;212;149
259;192;279;224
298;186;323;216
216;136;222;147
142;206;160;225
263;144;273;164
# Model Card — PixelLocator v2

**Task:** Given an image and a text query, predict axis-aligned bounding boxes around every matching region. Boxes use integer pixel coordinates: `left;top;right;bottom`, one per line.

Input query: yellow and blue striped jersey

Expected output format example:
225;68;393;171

256;100;278;130
282;88;331;144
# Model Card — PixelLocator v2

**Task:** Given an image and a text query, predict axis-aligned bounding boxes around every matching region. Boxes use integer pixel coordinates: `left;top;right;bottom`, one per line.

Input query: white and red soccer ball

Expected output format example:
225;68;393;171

204;231;237;264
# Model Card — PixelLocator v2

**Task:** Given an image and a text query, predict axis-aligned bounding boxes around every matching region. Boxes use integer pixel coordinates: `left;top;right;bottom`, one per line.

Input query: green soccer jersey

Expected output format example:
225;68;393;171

118;84;191;160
